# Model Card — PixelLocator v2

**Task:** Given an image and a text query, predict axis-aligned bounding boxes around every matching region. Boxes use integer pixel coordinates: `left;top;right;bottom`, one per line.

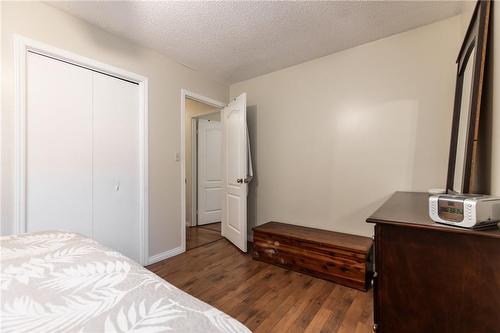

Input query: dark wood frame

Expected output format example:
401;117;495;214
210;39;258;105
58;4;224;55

446;0;491;194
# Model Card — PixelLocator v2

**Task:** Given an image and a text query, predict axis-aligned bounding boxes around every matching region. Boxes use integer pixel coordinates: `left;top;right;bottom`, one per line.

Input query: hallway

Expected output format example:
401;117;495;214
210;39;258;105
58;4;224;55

186;222;223;250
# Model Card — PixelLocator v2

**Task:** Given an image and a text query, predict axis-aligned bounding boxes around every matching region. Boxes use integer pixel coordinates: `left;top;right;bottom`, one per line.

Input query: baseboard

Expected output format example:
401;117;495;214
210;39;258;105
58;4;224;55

147;245;184;265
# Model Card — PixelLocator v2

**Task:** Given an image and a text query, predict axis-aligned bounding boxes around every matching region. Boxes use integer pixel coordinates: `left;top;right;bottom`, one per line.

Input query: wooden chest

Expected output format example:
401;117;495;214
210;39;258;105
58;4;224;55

252;222;373;291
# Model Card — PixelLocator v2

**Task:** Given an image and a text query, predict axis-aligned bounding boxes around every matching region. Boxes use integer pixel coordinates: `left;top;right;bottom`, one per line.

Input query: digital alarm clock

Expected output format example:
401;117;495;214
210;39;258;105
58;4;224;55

429;194;500;229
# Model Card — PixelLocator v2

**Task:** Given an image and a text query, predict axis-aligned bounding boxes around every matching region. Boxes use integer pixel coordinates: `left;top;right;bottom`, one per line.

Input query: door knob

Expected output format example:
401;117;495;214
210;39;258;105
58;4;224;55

237;178;243;183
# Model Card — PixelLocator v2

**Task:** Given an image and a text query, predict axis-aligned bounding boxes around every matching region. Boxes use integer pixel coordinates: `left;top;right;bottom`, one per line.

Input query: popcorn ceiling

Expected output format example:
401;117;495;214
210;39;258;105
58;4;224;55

48;1;463;84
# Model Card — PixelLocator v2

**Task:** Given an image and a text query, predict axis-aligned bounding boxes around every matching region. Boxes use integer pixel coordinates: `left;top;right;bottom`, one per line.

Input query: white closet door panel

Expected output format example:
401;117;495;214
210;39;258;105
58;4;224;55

26;52;93;236
92;72;140;262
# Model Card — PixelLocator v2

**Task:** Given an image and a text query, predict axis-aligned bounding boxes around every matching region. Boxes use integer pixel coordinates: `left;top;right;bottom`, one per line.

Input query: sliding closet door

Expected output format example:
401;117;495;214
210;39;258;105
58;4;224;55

26;52;93;236
92;72;140;262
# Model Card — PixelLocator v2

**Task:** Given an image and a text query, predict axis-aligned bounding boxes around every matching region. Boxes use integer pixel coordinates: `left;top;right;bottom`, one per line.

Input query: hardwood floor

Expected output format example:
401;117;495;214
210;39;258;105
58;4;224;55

198;222;222;233
147;238;373;333
186;222;223;250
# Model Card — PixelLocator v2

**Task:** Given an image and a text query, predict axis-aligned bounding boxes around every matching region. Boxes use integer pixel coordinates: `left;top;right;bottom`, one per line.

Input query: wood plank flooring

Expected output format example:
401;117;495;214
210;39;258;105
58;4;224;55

198;222;222;233
186;222;223;250
147;238;373;333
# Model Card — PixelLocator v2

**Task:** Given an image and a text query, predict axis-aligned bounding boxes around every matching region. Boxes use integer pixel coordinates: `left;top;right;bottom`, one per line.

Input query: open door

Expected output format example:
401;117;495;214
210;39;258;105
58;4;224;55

197;119;223;225
222;93;248;252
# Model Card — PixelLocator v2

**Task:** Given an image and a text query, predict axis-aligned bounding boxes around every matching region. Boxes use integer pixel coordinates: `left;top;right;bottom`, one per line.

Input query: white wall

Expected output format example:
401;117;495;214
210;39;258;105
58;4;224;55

1;2;229;259
184;99;220;226
460;1;477;35
231;16;462;237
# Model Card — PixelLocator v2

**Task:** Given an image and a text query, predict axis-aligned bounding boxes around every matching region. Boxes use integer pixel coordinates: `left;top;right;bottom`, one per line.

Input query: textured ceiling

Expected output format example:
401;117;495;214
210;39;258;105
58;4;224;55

48;1;464;84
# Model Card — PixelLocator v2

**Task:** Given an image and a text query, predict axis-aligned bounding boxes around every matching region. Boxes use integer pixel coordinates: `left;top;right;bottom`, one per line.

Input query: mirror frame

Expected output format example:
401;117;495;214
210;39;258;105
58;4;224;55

446;0;491;194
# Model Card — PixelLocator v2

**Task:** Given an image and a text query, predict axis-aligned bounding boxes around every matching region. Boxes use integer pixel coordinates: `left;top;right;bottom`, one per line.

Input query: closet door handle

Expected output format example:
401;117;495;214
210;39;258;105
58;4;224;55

236;178;243;183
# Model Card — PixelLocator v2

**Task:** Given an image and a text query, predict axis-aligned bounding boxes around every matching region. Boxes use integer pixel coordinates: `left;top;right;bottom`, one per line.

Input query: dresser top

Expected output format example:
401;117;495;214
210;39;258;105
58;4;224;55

366;191;500;238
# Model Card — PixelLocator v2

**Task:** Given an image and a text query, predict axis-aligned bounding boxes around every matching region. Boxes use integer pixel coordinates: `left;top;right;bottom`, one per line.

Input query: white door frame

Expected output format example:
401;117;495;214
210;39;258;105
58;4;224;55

191;117;198;227
180;90;225;252
191;110;222;227
13;35;150;265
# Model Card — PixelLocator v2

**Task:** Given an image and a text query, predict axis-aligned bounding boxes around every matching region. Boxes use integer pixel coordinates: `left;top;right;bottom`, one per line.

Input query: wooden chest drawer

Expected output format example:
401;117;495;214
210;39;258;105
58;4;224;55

252;222;373;291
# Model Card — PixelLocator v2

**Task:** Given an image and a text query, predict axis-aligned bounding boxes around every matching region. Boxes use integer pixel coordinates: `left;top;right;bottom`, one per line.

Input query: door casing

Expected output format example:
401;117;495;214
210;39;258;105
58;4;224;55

180;90;225;252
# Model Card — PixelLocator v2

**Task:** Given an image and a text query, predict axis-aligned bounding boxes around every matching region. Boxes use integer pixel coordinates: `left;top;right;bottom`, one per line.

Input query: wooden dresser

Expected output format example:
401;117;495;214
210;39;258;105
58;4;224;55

367;192;500;333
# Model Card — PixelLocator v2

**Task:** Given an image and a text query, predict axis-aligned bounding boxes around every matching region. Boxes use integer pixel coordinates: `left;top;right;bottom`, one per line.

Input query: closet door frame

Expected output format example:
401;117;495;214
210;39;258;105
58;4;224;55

13;35;149;265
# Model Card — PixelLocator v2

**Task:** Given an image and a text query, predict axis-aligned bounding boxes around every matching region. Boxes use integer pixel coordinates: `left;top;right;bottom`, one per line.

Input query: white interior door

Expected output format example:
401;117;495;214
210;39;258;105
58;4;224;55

92;72;141;262
26;52;93;236
197;119;223;225
222;93;247;252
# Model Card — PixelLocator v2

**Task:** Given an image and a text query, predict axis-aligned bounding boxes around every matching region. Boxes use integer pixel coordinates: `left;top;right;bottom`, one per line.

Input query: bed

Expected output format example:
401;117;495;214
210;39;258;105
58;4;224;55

0;231;251;333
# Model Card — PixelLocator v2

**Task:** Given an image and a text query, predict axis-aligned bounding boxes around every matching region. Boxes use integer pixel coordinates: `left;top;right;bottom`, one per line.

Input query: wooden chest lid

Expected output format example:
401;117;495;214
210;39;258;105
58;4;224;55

253;222;372;254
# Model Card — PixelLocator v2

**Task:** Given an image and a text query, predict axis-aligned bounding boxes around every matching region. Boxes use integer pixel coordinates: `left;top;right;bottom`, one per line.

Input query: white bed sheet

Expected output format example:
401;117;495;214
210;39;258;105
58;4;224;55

0;231;251;333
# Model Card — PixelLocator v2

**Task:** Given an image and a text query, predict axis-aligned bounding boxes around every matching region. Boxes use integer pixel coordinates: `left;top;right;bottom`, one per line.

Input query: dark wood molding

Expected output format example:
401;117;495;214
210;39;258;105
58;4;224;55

446;0;491;193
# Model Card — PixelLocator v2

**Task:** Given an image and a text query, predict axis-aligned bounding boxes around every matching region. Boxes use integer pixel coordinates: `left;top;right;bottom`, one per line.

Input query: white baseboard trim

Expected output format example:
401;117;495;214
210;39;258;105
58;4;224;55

147;246;184;265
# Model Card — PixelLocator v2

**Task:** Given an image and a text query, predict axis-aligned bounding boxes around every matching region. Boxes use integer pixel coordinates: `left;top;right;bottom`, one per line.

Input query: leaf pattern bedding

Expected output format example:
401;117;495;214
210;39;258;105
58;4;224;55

0;231;251;333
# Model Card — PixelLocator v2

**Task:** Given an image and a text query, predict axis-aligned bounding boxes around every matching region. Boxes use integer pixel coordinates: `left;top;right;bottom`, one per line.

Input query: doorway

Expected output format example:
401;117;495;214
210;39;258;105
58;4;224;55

183;94;224;250
181;90;249;253
187;106;224;250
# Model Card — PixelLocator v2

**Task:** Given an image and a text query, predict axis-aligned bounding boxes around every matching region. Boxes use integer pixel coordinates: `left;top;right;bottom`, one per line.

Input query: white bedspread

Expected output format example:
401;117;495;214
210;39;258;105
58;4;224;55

0;231;251;333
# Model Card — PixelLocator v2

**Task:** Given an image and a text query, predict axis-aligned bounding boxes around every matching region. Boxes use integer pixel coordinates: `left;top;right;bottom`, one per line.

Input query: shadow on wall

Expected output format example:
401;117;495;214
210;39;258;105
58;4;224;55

247;105;258;235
